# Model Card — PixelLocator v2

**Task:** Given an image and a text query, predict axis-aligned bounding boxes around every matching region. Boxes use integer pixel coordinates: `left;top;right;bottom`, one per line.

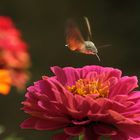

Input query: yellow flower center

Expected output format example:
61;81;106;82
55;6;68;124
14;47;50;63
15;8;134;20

67;79;110;97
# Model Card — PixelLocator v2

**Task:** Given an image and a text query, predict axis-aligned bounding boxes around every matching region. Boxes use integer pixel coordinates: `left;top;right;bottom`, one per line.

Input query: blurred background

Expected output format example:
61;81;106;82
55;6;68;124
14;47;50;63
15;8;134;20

0;0;140;139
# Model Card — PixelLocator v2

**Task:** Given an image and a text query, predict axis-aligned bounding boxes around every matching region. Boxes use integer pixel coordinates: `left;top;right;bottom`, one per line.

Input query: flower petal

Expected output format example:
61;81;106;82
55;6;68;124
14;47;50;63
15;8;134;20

93;124;117;136
21;117;70;130
20;117;37;129
110;76;138;97
111;131;129;140
51;66;80;86
64;126;84;136
117;123;140;138
84;126;100;140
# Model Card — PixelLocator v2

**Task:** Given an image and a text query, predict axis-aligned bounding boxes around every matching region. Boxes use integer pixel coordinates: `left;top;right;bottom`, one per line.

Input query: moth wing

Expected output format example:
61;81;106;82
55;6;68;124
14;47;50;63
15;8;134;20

65;19;85;51
84;16;93;41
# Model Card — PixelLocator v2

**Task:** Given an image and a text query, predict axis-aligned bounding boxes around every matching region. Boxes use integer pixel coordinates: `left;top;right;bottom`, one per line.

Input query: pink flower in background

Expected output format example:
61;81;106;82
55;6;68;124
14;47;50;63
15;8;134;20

20;65;140;140
0;16;30;94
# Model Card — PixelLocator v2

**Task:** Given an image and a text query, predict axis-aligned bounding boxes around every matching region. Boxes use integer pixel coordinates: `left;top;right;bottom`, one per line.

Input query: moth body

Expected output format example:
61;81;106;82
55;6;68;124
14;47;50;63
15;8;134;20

83;41;98;54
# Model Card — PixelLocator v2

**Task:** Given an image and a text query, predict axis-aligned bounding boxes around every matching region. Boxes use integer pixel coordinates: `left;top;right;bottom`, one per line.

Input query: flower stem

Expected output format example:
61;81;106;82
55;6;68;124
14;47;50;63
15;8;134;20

79;135;84;140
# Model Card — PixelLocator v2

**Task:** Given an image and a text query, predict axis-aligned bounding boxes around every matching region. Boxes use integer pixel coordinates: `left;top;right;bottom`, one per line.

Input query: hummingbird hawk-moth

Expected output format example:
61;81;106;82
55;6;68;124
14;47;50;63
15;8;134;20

65;17;100;61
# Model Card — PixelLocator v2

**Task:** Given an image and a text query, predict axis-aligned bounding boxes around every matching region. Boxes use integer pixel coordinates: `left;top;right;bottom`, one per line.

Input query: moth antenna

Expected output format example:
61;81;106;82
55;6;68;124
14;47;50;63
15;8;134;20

98;44;111;49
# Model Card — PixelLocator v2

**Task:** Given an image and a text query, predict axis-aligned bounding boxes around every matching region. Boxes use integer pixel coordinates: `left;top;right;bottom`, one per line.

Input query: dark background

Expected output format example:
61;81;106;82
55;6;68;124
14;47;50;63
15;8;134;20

0;0;140;140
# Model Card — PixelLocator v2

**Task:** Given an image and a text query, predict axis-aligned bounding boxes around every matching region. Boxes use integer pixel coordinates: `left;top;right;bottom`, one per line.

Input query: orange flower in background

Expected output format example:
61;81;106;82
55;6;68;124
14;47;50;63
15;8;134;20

0;16;31;95
0;69;11;95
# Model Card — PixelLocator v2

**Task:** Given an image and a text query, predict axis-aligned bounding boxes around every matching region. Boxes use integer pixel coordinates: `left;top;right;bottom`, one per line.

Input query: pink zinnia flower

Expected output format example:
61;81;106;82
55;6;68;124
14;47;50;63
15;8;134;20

20;65;140;140
0;16;30;93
